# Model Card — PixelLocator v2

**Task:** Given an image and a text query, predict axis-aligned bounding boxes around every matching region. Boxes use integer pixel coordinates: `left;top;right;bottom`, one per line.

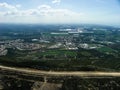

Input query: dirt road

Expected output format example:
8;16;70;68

0;65;120;77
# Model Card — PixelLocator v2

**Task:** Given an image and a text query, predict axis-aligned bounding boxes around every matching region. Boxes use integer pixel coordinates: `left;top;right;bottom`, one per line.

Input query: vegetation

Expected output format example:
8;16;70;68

0;24;120;72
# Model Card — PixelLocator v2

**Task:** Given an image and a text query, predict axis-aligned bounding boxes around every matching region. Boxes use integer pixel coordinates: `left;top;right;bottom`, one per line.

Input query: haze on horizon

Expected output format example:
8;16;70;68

0;0;120;26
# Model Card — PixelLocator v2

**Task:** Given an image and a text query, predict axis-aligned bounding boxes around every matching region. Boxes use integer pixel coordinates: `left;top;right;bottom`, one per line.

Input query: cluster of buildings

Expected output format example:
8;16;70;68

0;39;45;51
59;28;93;34
16;43;44;50
79;43;103;49
0;45;8;56
48;42;78;50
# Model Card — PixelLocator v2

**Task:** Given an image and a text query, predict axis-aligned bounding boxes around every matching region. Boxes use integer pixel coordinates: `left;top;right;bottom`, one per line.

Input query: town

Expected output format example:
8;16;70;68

0;24;119;71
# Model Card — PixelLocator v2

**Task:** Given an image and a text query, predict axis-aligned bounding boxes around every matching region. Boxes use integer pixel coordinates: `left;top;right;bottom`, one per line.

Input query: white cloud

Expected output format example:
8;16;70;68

0;3;84;23
52;0;61;5
37;5;83;17
0;3;21;16
0;2;17;10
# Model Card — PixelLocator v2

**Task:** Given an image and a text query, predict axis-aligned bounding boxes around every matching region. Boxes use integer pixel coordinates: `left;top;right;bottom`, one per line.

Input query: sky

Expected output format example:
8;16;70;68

0;0;120;26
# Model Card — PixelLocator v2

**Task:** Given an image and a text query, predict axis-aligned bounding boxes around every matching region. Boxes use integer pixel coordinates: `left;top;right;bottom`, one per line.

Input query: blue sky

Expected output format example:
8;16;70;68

0;0;120;26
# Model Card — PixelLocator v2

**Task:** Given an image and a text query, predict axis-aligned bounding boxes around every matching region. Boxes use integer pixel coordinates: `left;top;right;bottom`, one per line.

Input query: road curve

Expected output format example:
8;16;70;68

0;65;120;77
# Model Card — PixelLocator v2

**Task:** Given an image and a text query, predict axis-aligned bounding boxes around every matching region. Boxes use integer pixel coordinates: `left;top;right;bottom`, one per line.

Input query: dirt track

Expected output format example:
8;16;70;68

0;65;120;77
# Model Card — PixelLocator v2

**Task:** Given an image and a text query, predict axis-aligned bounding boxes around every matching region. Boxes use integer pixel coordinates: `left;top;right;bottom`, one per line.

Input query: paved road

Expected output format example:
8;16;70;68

0;65;120;77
